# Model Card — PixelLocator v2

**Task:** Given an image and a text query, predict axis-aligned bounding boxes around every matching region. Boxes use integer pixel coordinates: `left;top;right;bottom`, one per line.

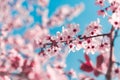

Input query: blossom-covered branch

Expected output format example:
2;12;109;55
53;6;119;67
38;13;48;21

0;0;120;80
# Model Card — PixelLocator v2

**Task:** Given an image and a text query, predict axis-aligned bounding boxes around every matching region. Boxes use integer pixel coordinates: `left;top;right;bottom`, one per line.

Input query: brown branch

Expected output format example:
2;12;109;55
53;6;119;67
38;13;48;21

78;33;109;39
43;33;110;47
105;27;116;80
38;33;110;55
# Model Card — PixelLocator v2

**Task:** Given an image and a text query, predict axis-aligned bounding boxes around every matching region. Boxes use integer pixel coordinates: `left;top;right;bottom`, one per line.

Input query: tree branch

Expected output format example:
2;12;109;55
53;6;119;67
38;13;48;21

105;27;119;80
42;33;110;48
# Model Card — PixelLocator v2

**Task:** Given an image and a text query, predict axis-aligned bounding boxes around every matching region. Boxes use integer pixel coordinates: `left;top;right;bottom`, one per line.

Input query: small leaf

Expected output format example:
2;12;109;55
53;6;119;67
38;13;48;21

96;54;104;68
80;62;93;72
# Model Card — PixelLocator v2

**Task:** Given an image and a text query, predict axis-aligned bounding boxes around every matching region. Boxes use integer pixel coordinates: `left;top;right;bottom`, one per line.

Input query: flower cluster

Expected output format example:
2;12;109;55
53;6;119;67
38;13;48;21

81;19;103;54
96;0;120;28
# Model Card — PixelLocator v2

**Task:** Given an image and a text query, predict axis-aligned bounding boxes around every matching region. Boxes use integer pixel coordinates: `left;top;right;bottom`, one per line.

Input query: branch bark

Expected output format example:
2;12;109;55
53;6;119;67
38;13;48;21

105;27;119;80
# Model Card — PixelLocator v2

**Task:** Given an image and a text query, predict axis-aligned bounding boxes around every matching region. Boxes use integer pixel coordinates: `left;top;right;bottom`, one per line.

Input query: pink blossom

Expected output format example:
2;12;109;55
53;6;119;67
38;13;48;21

95;0;105;6
109;13;120;28
97;10;107;17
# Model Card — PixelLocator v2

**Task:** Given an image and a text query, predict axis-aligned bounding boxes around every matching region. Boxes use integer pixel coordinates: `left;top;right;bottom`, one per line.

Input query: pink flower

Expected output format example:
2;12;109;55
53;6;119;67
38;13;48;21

82;20;102;54
95;0;105;6
109;13;120;28
97;10;107;17
112;65;120;79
